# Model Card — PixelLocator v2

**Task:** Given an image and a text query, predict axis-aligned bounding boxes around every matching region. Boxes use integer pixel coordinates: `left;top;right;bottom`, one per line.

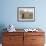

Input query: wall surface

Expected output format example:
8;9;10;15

0;0;46;30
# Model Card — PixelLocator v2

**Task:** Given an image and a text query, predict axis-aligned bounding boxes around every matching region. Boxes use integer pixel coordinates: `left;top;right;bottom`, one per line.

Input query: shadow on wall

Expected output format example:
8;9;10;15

0;24;7;43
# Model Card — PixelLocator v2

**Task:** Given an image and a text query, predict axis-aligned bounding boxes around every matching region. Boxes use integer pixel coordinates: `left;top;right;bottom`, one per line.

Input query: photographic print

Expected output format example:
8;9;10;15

17;7;35;22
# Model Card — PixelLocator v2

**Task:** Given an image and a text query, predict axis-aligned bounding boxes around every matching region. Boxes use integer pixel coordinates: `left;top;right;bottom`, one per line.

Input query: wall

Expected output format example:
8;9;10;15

0;0;46;30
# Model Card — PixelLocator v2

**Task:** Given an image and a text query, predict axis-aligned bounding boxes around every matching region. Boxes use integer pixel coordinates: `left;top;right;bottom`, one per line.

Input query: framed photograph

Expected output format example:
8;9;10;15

17;7;35;22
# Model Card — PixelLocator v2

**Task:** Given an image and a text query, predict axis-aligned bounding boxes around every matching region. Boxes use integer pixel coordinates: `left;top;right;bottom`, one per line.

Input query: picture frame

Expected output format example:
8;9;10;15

17;7;35;22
